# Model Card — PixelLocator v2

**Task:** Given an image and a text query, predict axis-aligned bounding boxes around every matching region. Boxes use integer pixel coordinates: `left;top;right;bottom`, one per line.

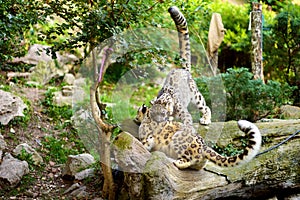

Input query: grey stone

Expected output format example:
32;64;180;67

13;143;43;165
62;153;95;179
29;61;68;85
62;85;74;96
12;44;78;65
0;134;6;150
63;183;80;194
75;168;95;181
63;73;75;85
0;90;27;125
0;134;7;161
0;153;29;187
53;91;73;106
74;78;86;87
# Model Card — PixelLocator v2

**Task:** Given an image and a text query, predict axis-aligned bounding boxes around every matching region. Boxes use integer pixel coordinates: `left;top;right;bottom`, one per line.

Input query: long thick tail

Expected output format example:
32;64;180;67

204;120;262;167
168;6;191;72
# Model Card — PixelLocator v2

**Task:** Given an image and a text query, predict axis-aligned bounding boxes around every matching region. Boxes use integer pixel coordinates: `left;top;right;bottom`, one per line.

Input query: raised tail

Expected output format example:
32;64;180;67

204;120;262;167
168;6;191;72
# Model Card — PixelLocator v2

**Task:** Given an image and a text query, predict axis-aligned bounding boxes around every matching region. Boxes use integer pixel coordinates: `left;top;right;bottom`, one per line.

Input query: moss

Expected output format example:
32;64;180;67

112;132;133;151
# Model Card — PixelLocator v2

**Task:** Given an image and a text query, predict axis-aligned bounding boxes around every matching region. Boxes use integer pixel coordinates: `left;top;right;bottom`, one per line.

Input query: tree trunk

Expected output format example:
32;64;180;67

113;120;300;199
251;2;264;82
90;47;116;200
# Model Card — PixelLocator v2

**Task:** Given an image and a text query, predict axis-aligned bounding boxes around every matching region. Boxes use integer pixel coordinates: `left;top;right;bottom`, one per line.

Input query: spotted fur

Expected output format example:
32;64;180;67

143;6;211;138
136;105;261;170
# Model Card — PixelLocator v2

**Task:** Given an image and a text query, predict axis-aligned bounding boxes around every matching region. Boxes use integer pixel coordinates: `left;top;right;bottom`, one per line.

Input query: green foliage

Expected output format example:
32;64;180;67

42;133;85;164
209;1;250;52
196;68;295;122
41;88;73;122
8;97;31;128
40;0;173;59
0;0;44;64
263;2;300;105
212;143;243;157
16;148;35;169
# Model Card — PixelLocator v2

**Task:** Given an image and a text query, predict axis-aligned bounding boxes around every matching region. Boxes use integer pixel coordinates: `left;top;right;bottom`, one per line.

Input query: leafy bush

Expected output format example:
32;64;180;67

0;0;44;65
196;68;295;122
263;2;300;105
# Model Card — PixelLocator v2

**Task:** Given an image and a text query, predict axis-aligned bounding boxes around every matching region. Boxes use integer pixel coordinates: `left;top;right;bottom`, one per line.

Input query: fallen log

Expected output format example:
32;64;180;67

113;119;300;199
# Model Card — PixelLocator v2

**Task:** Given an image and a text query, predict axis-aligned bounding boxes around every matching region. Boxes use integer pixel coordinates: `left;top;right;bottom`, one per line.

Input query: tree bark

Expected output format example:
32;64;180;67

251;2;264;82
90;47;116;200
113;120;300;199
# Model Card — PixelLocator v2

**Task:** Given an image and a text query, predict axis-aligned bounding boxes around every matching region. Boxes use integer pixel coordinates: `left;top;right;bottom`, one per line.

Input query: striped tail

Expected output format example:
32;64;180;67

168;6;191;72
204;120;262;167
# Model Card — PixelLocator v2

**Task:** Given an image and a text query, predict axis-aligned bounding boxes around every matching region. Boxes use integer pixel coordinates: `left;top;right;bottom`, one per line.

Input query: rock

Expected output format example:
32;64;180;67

75;168;95;181
114;120;300;199
63;73;75;85
285;194;300;200
0;153;29;187
7;72;31;80
62;85;74;96
113;131;151;173
0;134;6;161
64;183;88;199
25;81;41;87
62;153;95;179
11;44;79;85
70;185;88;199
13;143;43;165
12;44;57;65
63;183;81;194
74;77;86;87
53;91;73;106
0;134;6;150
280;105;300;119
10;128;15;134
0;90;27;125
29;61;69;85
52;77;88;106
12;44;78;65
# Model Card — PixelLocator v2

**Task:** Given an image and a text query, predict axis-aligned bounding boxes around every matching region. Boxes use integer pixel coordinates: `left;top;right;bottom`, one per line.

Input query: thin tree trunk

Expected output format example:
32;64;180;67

251;2;264;82
90;47;116;200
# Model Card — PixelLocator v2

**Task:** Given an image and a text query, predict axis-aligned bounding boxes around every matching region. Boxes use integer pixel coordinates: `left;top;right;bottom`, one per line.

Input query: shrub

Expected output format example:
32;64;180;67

195;68;295;122
0;0;44;65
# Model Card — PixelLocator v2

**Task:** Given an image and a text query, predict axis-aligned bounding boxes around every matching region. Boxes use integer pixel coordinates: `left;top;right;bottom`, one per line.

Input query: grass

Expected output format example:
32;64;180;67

41;130;86;164
40;87;73;122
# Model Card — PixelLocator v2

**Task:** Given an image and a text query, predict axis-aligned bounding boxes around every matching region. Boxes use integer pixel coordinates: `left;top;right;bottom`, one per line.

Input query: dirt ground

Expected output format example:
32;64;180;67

0;82;103;199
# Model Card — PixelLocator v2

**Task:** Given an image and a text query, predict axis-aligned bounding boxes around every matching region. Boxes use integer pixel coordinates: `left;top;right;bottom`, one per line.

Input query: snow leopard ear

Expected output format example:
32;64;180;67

141;104;148;114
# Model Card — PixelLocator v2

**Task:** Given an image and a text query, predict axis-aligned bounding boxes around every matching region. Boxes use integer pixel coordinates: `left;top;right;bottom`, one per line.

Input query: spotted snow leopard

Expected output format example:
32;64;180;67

136;104;261;170
138;6;211;144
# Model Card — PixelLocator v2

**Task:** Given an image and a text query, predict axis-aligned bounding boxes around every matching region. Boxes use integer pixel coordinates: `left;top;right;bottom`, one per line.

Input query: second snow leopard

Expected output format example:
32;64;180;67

138;6;211;142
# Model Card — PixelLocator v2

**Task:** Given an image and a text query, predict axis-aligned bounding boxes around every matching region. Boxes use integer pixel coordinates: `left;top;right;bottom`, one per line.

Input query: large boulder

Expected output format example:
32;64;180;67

0;153;29;187
0;90;27;125
12;44;79;85
280;105;300;119
12;44;78;65
113;120;300;199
